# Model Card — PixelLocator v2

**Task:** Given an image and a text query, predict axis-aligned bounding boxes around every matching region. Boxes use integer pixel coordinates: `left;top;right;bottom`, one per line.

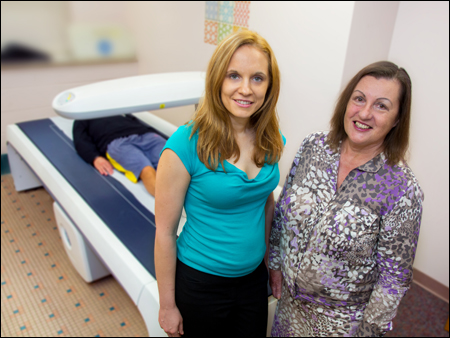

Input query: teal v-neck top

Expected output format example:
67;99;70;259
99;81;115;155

161;124;285;277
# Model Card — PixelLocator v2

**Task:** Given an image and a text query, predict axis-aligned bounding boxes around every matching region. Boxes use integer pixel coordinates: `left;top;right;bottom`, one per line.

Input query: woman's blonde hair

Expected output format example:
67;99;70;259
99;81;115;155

190;30;283;171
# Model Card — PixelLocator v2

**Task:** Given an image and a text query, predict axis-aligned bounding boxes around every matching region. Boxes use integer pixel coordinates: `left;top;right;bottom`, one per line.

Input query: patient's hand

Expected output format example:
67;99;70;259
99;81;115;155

93;156;114;176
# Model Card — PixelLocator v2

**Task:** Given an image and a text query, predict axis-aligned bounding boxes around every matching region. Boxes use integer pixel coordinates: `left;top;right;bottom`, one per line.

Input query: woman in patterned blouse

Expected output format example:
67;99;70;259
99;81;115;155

269;61;424;337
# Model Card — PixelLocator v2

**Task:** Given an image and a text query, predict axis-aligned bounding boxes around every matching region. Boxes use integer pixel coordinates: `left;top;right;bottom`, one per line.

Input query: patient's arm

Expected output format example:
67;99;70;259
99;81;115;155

73;120;102;164
155;149;190;337
93;156;114;176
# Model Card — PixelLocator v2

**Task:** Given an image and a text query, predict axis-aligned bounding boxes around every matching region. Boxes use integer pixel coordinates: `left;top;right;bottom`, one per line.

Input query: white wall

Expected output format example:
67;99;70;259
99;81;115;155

127;1;217;127
1;1;70;61
250;1;355;183
1;62;139;154
1;1;139;155
69;1;130;27
388;1;449;287
342;1;400;86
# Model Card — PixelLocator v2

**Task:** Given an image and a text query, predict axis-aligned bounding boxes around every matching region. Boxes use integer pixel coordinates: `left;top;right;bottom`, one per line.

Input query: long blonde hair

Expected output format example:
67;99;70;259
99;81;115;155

190;30;283;171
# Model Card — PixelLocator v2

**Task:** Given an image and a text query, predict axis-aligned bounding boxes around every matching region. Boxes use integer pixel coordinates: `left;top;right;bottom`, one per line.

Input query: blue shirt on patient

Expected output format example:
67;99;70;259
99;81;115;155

161;123;285;278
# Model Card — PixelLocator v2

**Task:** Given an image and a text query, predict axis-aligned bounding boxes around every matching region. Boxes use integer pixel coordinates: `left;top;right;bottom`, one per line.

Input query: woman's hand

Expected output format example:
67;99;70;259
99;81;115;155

159;305;184;337
155;149;191;337
93;156;114;175
269;269;283;299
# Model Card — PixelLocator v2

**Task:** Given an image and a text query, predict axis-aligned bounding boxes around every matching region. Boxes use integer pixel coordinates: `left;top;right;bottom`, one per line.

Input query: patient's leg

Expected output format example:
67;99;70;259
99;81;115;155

140;165;156;196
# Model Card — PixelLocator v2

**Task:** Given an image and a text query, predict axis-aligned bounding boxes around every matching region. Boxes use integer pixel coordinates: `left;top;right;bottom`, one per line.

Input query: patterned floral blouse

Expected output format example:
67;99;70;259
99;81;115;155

269;131;424;337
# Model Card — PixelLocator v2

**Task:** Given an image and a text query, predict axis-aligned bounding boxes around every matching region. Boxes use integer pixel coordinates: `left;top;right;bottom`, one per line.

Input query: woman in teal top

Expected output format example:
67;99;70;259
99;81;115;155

155;30;284;337
163;123;286;278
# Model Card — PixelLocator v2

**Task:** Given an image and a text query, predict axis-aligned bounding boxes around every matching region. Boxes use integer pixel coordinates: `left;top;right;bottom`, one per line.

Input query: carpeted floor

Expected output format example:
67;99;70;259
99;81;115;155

385;282;449;337
1;173;449;337
1;174;147;337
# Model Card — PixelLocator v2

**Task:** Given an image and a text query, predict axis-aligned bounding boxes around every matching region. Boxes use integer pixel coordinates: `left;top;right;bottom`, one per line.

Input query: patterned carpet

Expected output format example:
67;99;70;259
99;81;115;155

1;173;449;337
1;174;147;337
385;282;449;337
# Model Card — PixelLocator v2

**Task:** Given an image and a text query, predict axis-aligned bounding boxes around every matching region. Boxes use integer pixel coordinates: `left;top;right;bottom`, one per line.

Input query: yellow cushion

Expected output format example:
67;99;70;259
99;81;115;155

106;152;138;183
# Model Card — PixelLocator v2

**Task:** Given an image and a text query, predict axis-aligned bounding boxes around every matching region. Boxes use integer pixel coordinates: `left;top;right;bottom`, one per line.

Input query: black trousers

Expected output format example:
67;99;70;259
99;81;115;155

175;259;268;337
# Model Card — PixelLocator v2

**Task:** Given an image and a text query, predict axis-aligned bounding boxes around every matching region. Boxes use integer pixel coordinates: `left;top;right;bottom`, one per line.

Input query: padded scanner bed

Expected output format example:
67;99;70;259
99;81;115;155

7;113;279;337
7;113;173;336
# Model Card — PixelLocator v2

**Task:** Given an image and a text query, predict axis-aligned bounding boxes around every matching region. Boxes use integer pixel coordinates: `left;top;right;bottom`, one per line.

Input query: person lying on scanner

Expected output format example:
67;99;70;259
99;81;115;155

73;114;166;196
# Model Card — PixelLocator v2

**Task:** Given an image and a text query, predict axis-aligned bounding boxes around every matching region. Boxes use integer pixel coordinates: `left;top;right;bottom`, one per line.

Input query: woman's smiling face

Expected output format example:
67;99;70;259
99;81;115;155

344;75;401;152
221;44;270;126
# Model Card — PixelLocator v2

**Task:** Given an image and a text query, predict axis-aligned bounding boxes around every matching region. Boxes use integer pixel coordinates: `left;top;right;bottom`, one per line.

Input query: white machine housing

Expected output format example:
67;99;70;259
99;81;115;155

52;71;206;120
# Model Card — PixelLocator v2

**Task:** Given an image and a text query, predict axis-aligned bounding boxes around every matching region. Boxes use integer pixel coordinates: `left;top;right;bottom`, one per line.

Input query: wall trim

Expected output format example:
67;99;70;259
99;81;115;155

413;268;449;303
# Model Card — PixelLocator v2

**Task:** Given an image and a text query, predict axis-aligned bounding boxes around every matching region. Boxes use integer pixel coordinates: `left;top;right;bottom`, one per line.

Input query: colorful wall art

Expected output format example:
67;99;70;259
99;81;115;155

204;1;251;45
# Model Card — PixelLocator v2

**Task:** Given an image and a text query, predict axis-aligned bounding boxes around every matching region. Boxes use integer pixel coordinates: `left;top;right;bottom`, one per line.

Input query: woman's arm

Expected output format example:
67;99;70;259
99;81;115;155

268;181;289;299
268;185;284;299
268;138;307;298
355;181;424;337
155;149;191;337
264;192;275;268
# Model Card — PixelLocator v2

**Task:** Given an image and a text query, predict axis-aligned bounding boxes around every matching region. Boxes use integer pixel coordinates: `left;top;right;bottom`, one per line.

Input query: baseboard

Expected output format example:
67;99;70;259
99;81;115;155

1;153;10;175
413;268;449;303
